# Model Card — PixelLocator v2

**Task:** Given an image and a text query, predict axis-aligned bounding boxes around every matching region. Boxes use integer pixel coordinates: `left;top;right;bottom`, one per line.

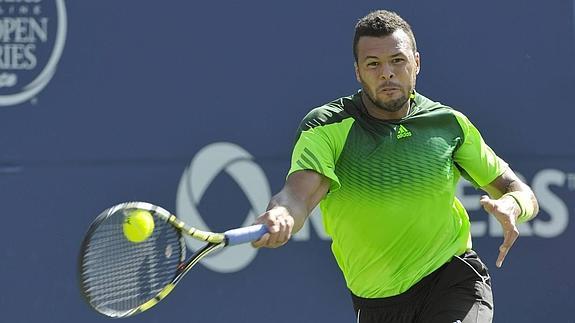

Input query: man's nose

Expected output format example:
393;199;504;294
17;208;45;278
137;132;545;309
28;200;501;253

380;63;394;79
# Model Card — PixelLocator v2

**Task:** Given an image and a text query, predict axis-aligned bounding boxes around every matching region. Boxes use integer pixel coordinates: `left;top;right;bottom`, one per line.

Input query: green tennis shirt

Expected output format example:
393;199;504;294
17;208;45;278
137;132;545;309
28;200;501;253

288;91;507;298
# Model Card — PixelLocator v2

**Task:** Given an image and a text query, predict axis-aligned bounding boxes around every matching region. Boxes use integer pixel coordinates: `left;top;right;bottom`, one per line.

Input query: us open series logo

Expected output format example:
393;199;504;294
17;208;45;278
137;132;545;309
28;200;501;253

0;0;67;106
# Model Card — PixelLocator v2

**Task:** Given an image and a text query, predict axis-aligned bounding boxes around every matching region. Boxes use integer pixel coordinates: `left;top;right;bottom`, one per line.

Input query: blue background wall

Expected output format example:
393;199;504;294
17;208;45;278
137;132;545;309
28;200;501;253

0;1;573;322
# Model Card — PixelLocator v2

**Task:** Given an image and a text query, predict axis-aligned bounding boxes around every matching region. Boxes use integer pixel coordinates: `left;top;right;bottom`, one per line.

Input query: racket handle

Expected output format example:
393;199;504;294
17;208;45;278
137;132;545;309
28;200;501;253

224;224;268;246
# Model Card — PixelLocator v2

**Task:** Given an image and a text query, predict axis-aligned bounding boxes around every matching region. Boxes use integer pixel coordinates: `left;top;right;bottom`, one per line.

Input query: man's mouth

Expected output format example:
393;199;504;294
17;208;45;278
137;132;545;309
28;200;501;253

379;87;400;93
378;83;401;92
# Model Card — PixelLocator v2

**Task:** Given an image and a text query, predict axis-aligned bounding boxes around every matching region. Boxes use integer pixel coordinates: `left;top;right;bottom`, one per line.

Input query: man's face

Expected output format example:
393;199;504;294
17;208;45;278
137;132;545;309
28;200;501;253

354;30;420;112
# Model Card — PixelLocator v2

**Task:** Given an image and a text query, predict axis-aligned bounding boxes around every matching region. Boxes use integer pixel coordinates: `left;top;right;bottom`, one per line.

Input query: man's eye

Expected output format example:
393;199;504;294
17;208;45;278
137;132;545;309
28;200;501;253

367;62;379;67
392;58;405;64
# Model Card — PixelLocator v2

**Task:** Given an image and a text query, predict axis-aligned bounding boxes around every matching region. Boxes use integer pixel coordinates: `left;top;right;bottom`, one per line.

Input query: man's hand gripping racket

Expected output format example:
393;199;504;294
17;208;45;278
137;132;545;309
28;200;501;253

78;201;267;318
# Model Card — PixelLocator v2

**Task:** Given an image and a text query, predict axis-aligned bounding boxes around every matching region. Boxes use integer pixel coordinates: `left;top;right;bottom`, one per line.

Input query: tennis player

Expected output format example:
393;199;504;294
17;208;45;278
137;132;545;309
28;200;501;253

253;10;539;323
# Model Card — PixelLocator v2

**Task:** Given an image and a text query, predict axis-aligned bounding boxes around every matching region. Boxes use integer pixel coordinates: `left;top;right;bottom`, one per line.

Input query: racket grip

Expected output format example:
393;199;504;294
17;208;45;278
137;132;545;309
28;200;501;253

224;224;268;246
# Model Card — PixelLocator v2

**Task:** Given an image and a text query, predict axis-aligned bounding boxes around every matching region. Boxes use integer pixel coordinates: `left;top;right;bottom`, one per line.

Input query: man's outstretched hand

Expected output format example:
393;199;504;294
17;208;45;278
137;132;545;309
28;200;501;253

480;194;521;268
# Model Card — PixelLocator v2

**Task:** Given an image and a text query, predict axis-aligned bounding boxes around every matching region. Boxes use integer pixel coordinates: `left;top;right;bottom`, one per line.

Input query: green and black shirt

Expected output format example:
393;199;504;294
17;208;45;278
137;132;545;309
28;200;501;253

288;91;507;298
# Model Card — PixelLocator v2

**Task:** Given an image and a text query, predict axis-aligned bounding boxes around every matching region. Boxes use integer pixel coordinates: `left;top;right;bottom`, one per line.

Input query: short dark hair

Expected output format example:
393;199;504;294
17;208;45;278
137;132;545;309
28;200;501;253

353;10;417;62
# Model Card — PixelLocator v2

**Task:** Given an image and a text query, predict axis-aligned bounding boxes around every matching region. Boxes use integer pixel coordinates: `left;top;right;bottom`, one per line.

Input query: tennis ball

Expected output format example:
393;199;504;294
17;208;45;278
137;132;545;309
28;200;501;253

123;209;155;243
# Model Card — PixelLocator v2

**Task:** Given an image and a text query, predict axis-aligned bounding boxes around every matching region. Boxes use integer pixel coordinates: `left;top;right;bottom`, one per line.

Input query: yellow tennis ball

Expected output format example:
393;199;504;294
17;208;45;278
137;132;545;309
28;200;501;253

123;209;155;243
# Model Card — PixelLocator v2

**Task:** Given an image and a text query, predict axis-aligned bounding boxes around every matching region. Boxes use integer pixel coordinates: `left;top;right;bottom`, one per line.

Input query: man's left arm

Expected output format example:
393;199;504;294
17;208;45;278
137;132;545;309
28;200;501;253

480;168;539;267
451;110;539;268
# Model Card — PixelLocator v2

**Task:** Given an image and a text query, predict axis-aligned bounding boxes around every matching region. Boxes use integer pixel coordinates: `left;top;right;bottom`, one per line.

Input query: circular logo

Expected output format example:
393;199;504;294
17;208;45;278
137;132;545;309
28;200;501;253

0;0;67;106
176;142;271;273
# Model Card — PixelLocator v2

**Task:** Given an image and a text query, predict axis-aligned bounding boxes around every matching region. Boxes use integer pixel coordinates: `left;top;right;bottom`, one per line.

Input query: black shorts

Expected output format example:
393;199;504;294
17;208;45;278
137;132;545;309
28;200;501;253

351;250;494;323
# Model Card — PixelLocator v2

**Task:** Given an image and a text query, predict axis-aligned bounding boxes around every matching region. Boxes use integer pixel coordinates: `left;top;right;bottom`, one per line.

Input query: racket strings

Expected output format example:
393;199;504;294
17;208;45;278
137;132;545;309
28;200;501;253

80;211;184;316
82;239;165;283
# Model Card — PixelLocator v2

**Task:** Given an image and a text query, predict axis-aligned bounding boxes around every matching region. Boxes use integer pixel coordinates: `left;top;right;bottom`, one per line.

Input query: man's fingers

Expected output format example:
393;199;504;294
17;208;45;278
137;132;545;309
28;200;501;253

267;223;283;246
480;194;522;267
267;217;293;247
275;218;290;244
496;227;520;267
251;211;294;248
480;195;496;214
251;233;271;248
481;195;508;216
479;195;490;204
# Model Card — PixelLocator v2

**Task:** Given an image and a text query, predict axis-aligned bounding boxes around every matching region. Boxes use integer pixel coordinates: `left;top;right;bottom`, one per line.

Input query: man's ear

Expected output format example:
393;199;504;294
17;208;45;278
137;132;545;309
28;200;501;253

414;52;421;75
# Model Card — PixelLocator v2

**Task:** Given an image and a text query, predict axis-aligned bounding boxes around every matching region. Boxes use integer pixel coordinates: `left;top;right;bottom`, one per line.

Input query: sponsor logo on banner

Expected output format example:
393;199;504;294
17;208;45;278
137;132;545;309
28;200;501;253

0;0;67;106
177;142;572;273
176;142;271;273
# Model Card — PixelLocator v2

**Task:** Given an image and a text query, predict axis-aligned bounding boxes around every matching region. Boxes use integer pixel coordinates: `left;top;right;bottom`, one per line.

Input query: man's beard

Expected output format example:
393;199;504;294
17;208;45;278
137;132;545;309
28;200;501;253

365;89;409;112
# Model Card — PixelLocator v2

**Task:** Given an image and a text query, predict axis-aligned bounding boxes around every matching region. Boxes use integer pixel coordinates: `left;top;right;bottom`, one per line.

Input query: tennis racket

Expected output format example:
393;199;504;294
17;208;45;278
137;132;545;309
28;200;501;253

78;201;267;318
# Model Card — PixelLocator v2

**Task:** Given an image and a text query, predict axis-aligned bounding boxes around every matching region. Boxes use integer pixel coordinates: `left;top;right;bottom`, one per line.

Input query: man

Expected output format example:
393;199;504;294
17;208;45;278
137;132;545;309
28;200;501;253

253;10;538;323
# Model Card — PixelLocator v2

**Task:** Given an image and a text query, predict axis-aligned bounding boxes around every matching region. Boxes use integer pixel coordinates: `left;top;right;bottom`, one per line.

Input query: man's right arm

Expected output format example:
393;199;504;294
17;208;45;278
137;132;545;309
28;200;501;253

251;170;330;248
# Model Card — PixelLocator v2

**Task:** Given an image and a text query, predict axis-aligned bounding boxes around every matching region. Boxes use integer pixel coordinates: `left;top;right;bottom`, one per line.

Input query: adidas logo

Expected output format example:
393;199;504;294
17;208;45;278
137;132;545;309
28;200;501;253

396;124;412;139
